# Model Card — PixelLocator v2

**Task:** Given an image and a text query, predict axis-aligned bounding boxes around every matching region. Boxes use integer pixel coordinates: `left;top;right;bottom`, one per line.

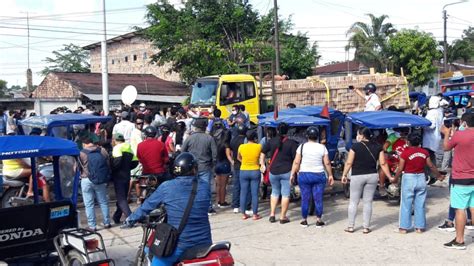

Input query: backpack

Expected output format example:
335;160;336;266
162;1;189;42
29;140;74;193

210;118;229;149
82;148;111;185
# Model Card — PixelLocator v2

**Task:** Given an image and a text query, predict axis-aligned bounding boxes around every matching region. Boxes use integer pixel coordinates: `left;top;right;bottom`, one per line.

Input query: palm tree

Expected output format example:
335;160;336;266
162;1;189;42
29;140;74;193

346;14;396;72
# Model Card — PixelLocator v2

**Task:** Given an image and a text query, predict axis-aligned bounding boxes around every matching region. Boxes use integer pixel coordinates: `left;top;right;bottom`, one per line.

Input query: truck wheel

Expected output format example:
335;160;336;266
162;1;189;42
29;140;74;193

1;187;21;208
65;250;87;266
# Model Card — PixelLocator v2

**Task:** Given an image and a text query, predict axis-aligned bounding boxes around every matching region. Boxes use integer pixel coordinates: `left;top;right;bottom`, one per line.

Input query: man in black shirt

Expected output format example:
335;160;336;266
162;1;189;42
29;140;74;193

227;124;249;213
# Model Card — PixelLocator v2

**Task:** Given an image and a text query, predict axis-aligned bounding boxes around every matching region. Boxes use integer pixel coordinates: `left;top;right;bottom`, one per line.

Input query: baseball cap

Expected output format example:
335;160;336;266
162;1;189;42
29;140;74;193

114;133;125;142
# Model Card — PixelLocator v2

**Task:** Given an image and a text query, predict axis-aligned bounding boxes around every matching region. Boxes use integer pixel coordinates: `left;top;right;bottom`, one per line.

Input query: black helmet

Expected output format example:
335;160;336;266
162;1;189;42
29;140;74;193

173;152;198;176
144;126;157;138
306;126;319;140
364;83;377;93
236;124;248;136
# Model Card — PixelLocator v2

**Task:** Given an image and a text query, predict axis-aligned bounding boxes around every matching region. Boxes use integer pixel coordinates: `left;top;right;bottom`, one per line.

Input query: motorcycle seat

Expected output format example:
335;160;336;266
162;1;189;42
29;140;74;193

2;177;25;187
179;241;230;260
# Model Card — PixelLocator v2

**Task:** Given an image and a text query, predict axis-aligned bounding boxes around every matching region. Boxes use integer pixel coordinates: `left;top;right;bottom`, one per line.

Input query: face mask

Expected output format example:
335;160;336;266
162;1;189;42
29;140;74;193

232;111;237;115
139;107;145;111
459;122;466;131
365;91;370;96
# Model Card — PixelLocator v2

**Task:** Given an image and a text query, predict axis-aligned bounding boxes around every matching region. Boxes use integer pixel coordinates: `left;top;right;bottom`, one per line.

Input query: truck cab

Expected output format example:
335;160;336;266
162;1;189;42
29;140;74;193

190;74;261;124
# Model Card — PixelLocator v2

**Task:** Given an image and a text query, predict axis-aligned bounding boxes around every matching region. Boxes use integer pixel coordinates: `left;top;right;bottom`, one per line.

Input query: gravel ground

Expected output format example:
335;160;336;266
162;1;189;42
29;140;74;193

83;179;474;265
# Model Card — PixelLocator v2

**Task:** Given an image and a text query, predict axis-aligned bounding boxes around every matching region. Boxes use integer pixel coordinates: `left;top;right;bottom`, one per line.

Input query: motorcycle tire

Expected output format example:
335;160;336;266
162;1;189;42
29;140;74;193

1;187;22;208
65;250;87;266
134;247;149;266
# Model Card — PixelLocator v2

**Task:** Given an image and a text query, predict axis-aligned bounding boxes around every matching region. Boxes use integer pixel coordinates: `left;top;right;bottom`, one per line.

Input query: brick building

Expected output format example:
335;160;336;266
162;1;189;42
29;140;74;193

83;32;180;82
32;72;188;114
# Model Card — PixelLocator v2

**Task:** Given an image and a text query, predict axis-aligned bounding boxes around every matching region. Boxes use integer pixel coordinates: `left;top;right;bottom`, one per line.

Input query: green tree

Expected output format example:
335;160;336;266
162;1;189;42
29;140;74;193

143;0;318;83
389;29;441;87
41;44;90;76
449;27;474;64
346;14;396;72
0;79;8;98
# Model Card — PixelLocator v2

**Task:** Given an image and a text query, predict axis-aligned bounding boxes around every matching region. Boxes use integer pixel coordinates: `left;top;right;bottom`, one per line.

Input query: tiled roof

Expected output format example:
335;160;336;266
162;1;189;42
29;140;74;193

52;72;188;96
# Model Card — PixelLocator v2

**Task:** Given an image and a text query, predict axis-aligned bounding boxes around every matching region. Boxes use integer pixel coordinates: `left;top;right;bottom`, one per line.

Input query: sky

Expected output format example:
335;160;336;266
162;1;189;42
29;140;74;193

0;0;472;88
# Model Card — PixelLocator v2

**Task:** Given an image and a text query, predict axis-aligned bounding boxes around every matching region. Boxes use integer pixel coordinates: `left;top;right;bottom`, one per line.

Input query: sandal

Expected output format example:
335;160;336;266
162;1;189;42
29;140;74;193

415;228;424;234
253;214;262;220
363;228;372;234
269;216;276;223
344;227;354;233
279;217;290;224
398;229;408;234
242;214;250;220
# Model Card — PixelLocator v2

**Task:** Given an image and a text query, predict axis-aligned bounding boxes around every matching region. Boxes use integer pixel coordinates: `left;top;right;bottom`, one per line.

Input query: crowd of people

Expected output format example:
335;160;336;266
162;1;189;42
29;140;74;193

1;81;473;257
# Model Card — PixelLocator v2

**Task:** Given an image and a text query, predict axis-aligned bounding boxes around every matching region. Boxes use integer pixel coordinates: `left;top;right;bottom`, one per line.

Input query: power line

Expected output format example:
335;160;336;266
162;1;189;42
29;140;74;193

0;25;118;36
0;33;98;42
0;6;146;21
0;21;132;34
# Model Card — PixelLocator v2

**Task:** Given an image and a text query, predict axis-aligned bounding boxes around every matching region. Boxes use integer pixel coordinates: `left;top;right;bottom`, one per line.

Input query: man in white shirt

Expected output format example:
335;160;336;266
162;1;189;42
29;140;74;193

423;96;444;166
352;83;382;111
112;111;135;143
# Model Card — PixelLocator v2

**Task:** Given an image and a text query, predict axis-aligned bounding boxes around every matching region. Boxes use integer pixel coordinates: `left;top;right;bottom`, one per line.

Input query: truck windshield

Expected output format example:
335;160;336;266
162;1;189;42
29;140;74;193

191;79;218;105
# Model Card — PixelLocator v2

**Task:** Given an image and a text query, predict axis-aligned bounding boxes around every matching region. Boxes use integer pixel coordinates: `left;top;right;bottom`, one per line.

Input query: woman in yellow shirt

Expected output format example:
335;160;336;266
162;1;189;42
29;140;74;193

237;131;262;220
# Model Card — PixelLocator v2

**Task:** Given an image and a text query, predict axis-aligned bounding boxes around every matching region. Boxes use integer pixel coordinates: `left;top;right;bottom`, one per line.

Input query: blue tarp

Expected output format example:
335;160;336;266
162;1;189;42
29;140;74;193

442;90;474;97
0;136;79;160
346;111;432;129
19;113;111;129
258;115;331;127
257;106;343;119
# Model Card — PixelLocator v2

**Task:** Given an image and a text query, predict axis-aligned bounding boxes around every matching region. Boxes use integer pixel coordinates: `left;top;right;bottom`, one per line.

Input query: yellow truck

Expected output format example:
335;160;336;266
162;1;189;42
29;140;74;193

190;74;267;124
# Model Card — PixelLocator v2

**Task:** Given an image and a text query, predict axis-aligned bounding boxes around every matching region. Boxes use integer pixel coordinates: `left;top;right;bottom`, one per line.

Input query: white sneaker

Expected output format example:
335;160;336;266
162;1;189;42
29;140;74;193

245;210;253;216
233;208;239;214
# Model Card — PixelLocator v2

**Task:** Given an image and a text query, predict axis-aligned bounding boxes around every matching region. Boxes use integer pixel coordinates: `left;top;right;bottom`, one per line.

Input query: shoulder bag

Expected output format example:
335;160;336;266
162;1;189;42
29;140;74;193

360;141;379;170
149;178;198;257
263;137;288;185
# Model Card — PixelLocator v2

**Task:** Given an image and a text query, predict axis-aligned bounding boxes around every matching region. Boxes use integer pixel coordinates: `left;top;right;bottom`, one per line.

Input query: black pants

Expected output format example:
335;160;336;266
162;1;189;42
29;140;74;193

113;179;131;223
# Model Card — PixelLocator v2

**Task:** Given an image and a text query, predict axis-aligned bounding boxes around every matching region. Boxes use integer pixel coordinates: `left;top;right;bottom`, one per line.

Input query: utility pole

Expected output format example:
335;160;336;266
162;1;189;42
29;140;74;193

101;0;109;115
442;0;469;73
26;12;33;92
273;0;280;75
443;9;448;73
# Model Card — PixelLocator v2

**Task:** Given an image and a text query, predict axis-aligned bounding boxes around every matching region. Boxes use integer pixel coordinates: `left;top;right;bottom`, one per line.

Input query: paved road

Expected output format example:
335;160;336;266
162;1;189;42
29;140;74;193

84;180;474;265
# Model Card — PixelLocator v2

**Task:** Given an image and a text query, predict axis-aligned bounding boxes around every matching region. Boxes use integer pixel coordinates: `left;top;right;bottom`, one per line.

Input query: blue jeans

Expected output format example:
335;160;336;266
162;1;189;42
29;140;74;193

231;168;241;208
240;170;260;215
298;172;326;219
81;178;110;228
198;170;213;210
270;172;291;198
399;173;427;230
150;247;184;266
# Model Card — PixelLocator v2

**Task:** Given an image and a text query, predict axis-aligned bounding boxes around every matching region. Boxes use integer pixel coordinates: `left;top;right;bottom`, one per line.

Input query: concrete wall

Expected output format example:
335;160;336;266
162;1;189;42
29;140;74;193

89;36;181;82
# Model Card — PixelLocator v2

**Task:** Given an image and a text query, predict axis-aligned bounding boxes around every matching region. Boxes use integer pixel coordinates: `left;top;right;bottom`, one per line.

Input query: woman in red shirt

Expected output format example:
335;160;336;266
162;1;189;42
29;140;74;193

392;133;444;233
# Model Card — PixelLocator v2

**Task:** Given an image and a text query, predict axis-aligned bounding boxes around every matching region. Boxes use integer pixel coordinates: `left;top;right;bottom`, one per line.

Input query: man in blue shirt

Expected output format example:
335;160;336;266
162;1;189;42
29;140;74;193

125;152;212;266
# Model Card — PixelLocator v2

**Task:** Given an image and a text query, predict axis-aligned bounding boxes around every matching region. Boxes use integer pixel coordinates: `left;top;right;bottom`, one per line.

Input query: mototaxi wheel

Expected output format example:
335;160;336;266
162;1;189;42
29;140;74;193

1;187;22;208
65;250;87;266
343;183;350;198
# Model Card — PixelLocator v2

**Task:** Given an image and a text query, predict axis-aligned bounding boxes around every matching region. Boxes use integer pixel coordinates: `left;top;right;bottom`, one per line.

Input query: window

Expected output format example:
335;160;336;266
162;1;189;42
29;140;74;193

143;52;147;59
111;59;115;65
124;56;128;63
133;54;137;61
220;81;256;105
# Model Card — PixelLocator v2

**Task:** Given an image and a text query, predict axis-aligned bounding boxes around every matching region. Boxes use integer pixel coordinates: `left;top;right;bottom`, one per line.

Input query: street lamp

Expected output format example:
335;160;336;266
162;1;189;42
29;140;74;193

442;0;469;73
